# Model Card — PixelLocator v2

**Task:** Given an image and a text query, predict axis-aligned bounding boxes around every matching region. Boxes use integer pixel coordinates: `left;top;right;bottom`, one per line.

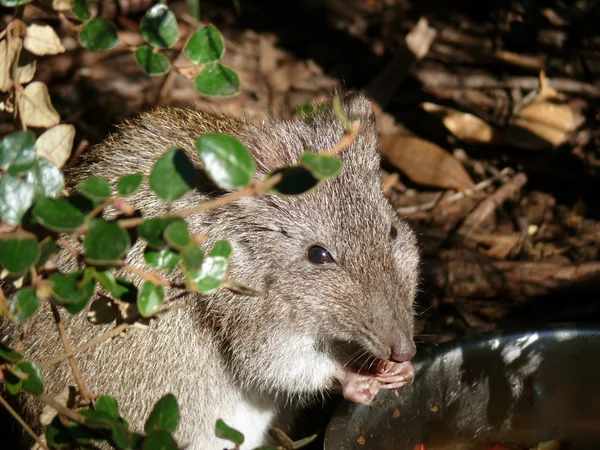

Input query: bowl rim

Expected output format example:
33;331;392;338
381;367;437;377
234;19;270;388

323;322;600;450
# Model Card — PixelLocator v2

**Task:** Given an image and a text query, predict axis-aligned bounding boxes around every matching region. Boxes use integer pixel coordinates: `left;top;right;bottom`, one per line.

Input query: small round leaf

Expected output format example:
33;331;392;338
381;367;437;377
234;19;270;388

184;25;225;64
144;248;180;270
33;198;85;231
0;131;36;174
215;419;244;445
0;342;23;362
185;255;228;294
79;18;118;51
14;360;44;395
268;166;319;196
142;430;178;450
181;246;203;269
164;221;190;249
72;0;91;21
0;238;40;274
134;46;171;76
149;148;196;202
193;63;240;97
196;133;255;190
84;220;130;264
79;176;111;201
9;287;40;321
26;157;65;199
95;395;120;419
0;174;35;226
116;173;143;196
137;281;164;318
50;271;95;306
209;240;232;259
139;217;184;249
140;4;179;49
144;394;180;434
299;152;343;180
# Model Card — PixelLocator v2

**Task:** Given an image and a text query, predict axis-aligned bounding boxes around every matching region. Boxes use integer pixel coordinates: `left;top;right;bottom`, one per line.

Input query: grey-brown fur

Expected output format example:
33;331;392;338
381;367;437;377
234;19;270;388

1;92;420;449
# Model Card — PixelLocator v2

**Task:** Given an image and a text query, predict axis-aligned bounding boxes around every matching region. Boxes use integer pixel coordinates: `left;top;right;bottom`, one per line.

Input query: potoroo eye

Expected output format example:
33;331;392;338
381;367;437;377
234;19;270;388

390;225;398;240
307;245;335;264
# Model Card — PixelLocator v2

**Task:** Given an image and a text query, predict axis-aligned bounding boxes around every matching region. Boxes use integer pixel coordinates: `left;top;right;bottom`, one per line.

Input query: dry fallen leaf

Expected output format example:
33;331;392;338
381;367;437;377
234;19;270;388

17;81;61;128
35;124;76;168
380;134;474;190
52;0;73;10
405;17;437;60
422;102;504;145
16;56;36;85
24;24;66;56
0;38;22;92
506;71;574;149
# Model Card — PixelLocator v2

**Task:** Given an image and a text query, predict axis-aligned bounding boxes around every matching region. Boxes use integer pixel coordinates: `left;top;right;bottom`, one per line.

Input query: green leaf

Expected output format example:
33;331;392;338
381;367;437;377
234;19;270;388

294;102;330;118
14;360;44;395
25;157;65;199
79;18;118;51
36;237;59;269
0;174;35;226
149;148;196;202
209;239;232;259
117;173;143;196
139;217;185;249
79;176;112;201
184;25;225;64
93;269;118;294
50;271;95;306
194;62;240;97
45;416;74;447
33;198;85;231
140;4;179;49
137;281;164;318
215;419;244;445
0;342;24;362
135;46;171;76
0;0;32;6
72;0;91;21
84;220;131;264
185;0;200;20
142;430;178;450
181;246;203;269
196;133;255;190
144;248;180;269
268;166;319;196
112;277;137;303
145;393;180;434
4;368;22;395
0;131;36;174
185;254;228;294
299;152;342;180
113;424;145;450
9;287;39;321
164;221;190;249
95;395;120;419
0;238;40;274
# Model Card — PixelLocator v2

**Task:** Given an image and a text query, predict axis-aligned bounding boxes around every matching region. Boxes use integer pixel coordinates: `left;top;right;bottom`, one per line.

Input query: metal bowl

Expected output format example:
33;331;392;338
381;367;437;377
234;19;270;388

324;325;600;450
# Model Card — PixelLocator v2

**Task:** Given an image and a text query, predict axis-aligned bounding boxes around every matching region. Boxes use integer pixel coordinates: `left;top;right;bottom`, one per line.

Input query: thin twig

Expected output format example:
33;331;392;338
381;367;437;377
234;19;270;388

48;301;96;402
122;263;170;286
0;394;49;450
397;167;513;215
37;393;86;425
38;323;135;369
322;122;360;156
171;174;283;219
57;237;80;260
